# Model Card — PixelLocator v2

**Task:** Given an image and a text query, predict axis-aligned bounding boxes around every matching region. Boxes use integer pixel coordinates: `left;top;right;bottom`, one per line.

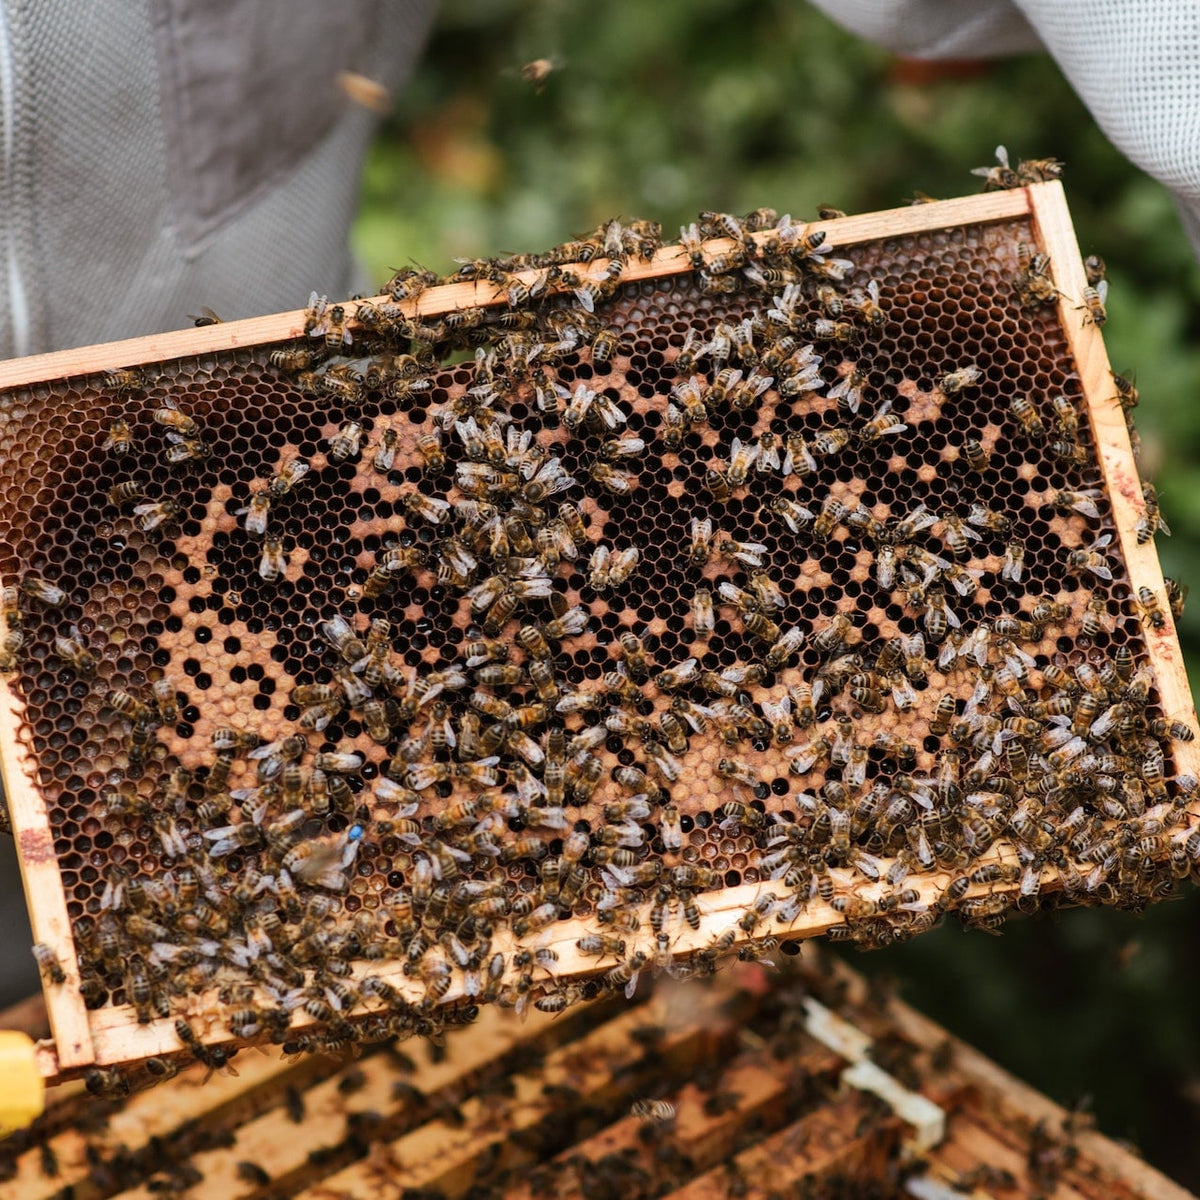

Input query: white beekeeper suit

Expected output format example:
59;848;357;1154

809;0;1200;255
0;0;438;359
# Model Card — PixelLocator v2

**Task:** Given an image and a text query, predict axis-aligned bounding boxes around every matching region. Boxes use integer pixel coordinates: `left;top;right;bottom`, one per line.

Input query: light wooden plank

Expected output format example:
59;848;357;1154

113;1002;567;1200
667;1095;900;1200
931;1113;1101;1200
498;1043;845;1200
851;965;1198;1200
5;1048;303;1200
1028;181;1200;768
0;191;1031;392
292;977;753;1200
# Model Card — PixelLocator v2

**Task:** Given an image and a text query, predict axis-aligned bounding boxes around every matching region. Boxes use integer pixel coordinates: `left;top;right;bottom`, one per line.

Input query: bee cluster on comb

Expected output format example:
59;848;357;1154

1;180;1196;1081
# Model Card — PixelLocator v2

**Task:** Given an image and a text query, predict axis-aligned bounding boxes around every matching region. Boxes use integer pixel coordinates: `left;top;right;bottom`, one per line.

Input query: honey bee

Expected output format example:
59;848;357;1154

857;398;907;443
1166;576;1188;622
1009;394;1045;440
962;437;991;473
238;493;271;538
32;942;66;985
0;629;23;673
267;457;311;498
813;495;848;539
54;627;97;678
771;495;815;535
631;1098;676;1123
1078;283;1108;327
1015;242;1060;307
323;614;366;664
941;511;981;557
402;491;451;526
100;417;137;462
589;461;634;496
1135;482;1170;545
1137;585;1167;630
269;343;324;374
369;427;400;473
132;498;180;531
940;364;982;396
101;366;149;398
152;398;199;437
329;421;364;464
764;626;804;670
1067;534;1113;581
812;426;852;459
21;573;67;608
1001;540;1025;584
258;535;288;582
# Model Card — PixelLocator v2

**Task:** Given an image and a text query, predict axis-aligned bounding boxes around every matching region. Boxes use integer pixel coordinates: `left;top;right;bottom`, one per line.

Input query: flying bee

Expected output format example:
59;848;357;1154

1078;283;1108;326
132;498;180;532
1137;585;1167;630
1009;393;1045;440
54;627;97;678
941;364;982;396
258;535;288;582
329;421;364;464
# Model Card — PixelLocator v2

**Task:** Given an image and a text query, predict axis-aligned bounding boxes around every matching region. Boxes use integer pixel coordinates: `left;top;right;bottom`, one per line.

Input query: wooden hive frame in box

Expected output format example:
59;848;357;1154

1;181;1197;1084
1;953;1195;1200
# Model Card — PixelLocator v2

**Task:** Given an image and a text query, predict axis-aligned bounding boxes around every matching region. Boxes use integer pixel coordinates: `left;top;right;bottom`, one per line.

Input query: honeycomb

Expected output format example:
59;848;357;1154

1;194;1195;1070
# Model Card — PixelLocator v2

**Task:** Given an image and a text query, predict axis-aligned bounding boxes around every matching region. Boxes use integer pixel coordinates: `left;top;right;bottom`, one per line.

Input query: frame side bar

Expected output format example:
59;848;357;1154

1028;181;1200;775
0;688;96;1071
0;191;1032;392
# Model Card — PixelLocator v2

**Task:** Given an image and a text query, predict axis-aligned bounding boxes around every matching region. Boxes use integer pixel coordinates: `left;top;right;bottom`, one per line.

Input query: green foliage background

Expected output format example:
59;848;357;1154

353;0;1200;1185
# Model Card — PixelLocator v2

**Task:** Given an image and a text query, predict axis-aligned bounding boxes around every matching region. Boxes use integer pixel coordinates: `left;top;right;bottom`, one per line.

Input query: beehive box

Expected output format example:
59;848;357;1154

2;181;1197;1082
0;953;1194;1200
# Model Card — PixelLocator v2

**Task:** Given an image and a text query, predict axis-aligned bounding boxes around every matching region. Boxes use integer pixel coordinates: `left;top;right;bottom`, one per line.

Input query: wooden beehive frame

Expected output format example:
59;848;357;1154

3;182;1197;1082
2;955;1195;1200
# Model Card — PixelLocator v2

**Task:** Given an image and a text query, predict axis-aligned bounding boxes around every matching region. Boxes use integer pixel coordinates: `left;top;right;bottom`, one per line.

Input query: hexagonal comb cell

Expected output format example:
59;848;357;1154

1;184;1196;1076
